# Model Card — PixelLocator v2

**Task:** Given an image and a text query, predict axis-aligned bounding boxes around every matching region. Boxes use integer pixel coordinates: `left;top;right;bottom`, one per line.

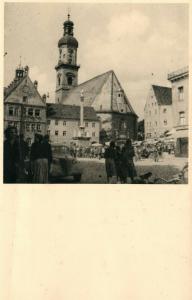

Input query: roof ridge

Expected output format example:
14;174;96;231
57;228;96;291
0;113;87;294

77;69;113;88
152;84;171;89
4;75;27;100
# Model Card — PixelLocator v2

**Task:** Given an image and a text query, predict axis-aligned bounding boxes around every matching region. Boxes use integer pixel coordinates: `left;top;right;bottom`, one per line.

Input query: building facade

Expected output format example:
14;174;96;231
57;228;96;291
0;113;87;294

4;66;46;144
144;85;173;139
168;66;189;156
47;103;100;146
55;15;138;142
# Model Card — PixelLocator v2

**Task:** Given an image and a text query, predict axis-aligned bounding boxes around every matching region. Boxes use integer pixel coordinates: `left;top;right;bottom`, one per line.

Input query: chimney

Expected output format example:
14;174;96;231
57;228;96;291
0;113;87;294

42;94;47;103
34;80;38;89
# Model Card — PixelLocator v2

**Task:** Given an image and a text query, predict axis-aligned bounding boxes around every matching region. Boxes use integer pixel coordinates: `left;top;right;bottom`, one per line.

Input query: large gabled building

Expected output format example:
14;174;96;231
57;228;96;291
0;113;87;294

4;66;46;144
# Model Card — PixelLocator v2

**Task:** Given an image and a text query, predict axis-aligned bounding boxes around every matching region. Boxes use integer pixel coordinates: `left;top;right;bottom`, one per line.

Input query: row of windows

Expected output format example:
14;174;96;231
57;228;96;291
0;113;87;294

48;120;96;128
146;120;168;127
146;108;167;115
7;122;41;132
25;123;41;132
8;106;41;117
47;130;96;137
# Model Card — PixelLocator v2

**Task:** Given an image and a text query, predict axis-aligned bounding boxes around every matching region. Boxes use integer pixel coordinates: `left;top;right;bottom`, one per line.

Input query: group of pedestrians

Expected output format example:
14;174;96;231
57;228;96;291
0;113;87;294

104;139;137;184
4;126;52;184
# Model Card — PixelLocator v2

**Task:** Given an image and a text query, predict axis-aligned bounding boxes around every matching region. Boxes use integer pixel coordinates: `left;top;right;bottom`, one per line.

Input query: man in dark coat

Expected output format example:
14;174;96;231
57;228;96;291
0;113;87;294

121;139;137;183
4;126;20;183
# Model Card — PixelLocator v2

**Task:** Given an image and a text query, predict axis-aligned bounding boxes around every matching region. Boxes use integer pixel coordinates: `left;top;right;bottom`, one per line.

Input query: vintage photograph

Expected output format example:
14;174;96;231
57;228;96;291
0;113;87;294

3;3;189;184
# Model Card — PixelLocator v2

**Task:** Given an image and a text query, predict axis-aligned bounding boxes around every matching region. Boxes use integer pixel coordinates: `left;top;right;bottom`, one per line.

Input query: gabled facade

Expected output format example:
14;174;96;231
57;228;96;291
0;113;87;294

144;85;173;139
62;70;138;141
4;66;46;144
168;66;189;156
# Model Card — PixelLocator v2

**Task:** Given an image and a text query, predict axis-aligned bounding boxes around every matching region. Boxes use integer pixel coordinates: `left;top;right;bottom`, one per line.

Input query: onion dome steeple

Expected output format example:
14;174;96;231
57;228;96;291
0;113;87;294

58;14;78;48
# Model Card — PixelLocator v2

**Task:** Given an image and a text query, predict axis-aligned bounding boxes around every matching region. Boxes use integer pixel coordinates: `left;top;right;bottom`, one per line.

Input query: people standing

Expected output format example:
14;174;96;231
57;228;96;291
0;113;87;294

104;141;117;183
30;134;49;183
121;139;137;183
4;126;20;183
43;135;53;178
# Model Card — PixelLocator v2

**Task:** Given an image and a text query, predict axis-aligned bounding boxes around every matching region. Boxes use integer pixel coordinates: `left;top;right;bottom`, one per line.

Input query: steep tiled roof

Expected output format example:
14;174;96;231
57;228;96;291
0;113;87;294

152;85;172;105
4;75;26;100
62;70;137;115
63;70;112;106
47;103;99;121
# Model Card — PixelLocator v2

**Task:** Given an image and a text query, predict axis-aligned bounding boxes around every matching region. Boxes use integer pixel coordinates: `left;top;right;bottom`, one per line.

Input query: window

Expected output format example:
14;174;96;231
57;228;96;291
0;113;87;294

164;120;167;126
35;109;40;117
67;76;73;86
92;132;95;137
85;122;88;127
47;120;51;125
9;107;14;116
55;131;58;136
23;96;27;103
55;120;58;125
163;108;167;113
100;105;103;111
179;111;185;125
118;93;121;97
8;121;13;127
92;122;95;128
178;86;184;101
63;131;66;136
37;124;41;132
63;121;66;126
26;123;30;132
15;108;19;116
28;108;33;116
31;124;35;131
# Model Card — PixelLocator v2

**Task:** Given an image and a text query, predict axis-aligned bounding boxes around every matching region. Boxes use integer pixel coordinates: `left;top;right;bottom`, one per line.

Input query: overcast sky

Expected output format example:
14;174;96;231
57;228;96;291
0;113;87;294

4;3;188;119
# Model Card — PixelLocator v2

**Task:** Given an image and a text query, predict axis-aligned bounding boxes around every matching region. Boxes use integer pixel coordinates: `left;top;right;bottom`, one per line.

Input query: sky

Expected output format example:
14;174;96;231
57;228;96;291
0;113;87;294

4;3;189;120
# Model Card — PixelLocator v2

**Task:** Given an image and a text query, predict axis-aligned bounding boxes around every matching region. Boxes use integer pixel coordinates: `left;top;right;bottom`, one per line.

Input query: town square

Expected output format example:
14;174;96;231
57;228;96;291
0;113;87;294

4;3;188;183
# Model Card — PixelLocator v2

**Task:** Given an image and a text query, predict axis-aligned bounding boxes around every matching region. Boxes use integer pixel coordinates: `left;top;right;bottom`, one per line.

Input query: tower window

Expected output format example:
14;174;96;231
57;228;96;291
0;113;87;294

67;76;73;86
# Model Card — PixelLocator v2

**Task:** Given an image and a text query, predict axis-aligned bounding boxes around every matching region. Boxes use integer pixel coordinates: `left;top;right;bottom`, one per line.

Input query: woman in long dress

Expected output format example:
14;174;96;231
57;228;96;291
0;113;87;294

30;134;49;183
104;141;117;183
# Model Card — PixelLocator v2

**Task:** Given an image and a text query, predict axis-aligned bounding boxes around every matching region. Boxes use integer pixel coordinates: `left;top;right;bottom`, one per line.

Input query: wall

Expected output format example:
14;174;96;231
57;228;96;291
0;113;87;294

47;118;100;146
144;87;173;138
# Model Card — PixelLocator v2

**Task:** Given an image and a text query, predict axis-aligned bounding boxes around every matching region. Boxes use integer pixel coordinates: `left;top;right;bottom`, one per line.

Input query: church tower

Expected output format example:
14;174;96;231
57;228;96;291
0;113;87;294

55;14;80;103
